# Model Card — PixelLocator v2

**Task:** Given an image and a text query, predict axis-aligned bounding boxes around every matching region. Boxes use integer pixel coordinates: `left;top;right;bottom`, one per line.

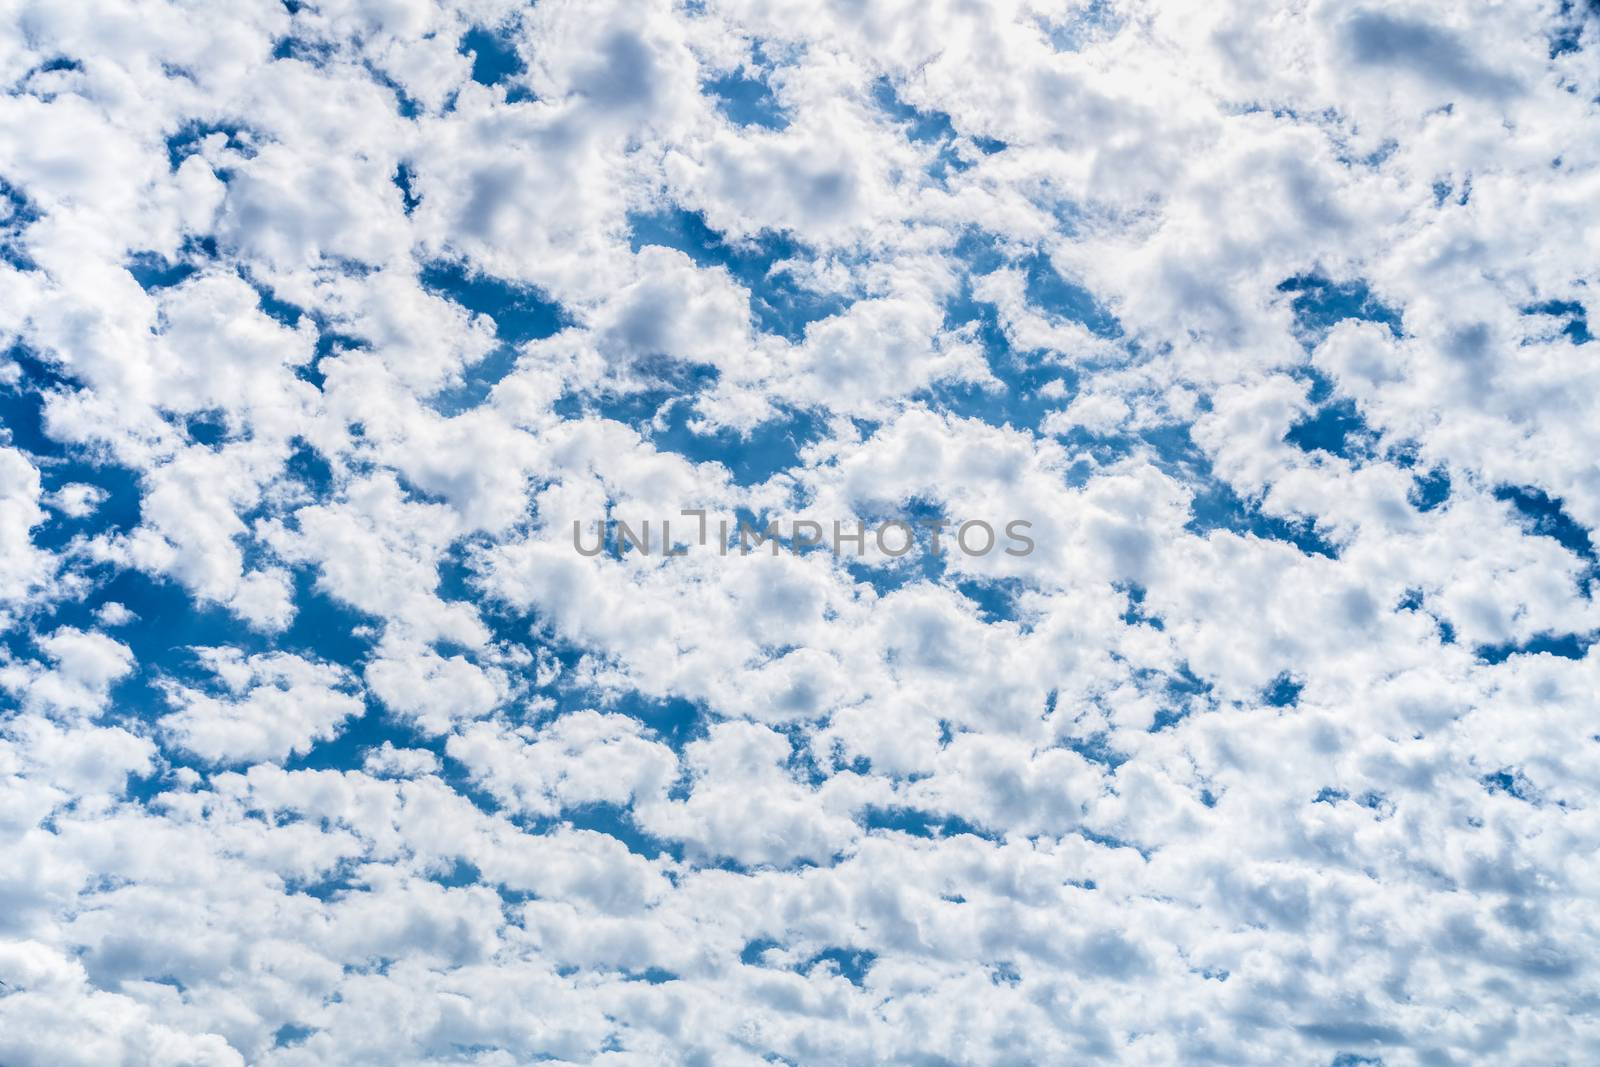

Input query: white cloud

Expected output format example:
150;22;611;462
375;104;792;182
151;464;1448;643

0;941;243;1067
159;649;364;763
0;448;55;622
448;711;677;817
1;0;1598;1063
43;482;107;519
363;741;441;779
0;628;133;721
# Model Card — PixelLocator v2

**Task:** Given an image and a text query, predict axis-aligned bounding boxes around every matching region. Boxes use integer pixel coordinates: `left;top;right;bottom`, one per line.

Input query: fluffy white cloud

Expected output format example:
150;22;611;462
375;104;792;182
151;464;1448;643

0;448;55;623
0;628;133;721
159;648;365;764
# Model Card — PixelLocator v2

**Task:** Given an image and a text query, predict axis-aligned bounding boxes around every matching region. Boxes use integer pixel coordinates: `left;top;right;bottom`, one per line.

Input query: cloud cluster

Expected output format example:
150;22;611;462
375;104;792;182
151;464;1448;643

1;0;1598;1063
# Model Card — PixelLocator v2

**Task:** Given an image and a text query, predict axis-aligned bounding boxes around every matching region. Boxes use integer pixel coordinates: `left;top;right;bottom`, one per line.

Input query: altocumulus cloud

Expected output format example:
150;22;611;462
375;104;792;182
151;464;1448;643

1;1;1598;1064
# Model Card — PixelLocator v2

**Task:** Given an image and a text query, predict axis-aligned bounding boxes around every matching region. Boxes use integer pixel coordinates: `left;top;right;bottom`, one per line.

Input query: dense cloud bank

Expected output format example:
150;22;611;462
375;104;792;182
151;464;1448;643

1;1;1598;1064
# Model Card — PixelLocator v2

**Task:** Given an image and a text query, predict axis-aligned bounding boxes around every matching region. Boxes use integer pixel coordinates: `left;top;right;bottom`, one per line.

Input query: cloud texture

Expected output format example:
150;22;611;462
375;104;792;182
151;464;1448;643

1;0;1599;1063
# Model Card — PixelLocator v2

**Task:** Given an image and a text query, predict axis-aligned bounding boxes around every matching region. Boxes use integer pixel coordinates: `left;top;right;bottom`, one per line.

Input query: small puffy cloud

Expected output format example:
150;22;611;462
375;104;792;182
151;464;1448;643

0;628;133;720
93;602;137;627
365;645;506;733
43;482;106;518
160;648;364;763
362;741;441;779
448;711;678;816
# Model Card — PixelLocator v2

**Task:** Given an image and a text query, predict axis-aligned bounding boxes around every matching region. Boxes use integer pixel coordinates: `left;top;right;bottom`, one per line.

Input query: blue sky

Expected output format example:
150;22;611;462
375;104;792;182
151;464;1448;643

1;1;1599;1065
